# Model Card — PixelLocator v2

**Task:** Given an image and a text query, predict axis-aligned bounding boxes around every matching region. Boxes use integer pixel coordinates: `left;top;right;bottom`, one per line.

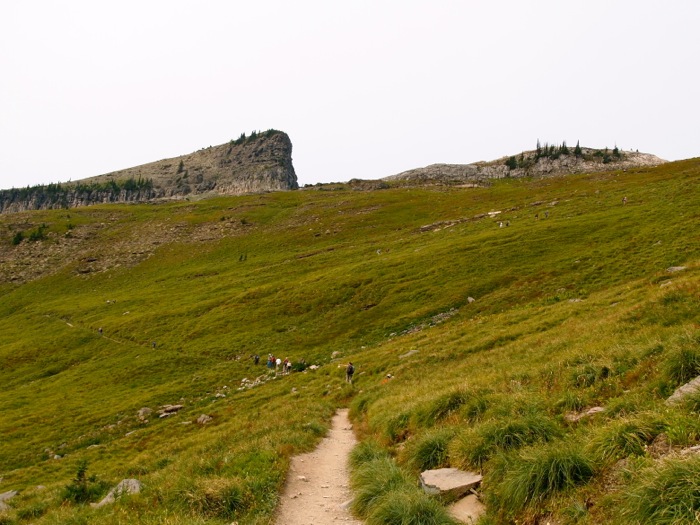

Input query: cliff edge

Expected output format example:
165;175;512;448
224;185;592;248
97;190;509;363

0;130;297;213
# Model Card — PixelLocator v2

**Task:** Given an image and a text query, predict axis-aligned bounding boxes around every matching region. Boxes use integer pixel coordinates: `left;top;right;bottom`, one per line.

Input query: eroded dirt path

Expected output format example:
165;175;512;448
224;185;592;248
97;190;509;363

275;409;363;524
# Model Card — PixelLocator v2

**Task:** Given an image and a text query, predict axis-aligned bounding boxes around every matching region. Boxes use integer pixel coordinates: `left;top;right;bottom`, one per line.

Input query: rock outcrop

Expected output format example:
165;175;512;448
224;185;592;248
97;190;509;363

0;130;297;213
383;148;666;186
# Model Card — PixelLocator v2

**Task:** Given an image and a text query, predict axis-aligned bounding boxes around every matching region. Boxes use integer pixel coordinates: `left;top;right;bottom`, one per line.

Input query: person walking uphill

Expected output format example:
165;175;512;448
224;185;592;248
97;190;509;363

346;362;355;384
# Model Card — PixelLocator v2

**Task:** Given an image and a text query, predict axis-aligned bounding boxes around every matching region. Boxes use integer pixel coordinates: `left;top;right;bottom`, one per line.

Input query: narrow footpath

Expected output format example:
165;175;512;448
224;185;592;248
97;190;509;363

274;408;363;524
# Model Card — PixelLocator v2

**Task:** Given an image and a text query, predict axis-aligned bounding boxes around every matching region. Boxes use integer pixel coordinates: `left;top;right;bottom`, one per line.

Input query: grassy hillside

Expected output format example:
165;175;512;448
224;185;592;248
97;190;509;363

0;159;698;524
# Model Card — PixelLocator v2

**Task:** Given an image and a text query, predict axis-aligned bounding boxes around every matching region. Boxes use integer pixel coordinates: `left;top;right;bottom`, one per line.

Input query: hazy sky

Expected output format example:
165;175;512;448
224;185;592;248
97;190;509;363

1;1;698;190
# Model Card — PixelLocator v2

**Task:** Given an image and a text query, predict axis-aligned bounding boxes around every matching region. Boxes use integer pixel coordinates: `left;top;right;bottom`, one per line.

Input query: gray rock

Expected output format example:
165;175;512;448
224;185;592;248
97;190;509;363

399;349;419;359
448;493;485;524
420;468;482;502
667;266;687;273
564;406;605;422
467;297;475;304
0;490;18;510
196;414;213;425
91;479;142;508
137;407;152;421
666;376;700;405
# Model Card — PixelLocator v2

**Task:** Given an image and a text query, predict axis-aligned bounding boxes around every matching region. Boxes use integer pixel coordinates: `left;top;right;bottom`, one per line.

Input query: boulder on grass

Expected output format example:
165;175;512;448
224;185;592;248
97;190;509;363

420;468;482;502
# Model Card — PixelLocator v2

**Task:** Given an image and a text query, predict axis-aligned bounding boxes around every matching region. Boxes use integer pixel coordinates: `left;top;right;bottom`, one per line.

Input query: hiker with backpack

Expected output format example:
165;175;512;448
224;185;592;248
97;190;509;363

346;362;355;384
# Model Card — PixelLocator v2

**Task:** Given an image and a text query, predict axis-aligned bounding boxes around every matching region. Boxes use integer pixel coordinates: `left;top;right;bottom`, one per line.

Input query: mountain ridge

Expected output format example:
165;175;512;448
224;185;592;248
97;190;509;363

0;130;297;213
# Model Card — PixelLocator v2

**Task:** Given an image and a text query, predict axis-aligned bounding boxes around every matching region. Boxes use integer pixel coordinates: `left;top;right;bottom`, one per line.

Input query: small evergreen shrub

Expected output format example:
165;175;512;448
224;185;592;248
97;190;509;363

61;460;109;504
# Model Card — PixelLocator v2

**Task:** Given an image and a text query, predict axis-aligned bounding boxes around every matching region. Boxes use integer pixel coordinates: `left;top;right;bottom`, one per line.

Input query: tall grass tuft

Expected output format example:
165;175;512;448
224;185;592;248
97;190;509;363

404;427;454;472
664;343;700;386
415;388;471;426
486;442;594;517
587;417;666;462
366;487;460;525
620;455;700;524
349;439;389;470
183;477;249;520
452;414;561;470
350;457;412;518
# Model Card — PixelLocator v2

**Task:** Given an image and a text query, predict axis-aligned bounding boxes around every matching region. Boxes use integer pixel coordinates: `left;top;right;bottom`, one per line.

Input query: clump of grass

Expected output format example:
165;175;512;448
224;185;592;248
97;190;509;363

620;456;700;524
415;388;471;426
384;411;411;444
664;343;700;386
452;414;561;470
460;390;490;423
350;457;412;518
555;391;586;412
404;427;454;472
184;477;249;520
486;442;594;517
366;486;460;525
350;439;389;469
587;417;667;462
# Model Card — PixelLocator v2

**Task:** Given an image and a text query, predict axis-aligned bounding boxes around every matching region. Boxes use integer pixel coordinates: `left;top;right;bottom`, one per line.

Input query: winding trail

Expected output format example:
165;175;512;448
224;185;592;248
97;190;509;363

275;409;363;524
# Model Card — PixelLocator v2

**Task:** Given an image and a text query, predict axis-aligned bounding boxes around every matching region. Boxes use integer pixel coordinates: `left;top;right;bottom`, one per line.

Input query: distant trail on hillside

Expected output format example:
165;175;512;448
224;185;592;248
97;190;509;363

274;409;362;525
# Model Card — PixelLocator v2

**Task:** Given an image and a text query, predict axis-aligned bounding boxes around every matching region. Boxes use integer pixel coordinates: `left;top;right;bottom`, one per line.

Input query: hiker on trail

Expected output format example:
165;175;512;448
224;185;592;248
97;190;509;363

253;354;260;365
346;362;355;384
267;354;274;369
283;357;290;374
286;359;293;374
276;357;282;374
622;196;627;205
152;341;157;349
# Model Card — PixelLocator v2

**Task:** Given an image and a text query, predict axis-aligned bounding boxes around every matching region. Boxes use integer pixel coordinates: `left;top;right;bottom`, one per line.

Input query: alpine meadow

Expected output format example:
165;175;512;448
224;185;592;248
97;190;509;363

1;157;699;524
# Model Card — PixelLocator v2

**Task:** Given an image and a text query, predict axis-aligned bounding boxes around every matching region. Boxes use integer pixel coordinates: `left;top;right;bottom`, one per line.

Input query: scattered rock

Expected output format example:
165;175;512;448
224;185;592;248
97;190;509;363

297;475;308;482
157;404;184;418
448;493;485;524
681;445;700;456
666;376;700;405
399;349;419;359
564;406;605;422
420;468;482;502
331;351;341;358
467;297;475;304
196;414;213;425
0;490;18;512
91;479;142;508
667;266;687;273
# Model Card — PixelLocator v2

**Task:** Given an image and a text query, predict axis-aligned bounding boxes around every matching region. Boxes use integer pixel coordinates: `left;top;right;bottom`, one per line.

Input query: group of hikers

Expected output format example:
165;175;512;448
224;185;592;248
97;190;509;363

252;353;355;383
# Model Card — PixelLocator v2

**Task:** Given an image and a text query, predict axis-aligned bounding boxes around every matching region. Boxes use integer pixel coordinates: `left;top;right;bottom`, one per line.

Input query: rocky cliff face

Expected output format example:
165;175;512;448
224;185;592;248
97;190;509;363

0;130;297;213
384;148;666;185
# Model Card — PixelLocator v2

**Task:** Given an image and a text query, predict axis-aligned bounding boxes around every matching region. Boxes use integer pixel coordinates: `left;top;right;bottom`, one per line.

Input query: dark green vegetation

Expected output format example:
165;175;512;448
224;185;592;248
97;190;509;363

0;158;699;524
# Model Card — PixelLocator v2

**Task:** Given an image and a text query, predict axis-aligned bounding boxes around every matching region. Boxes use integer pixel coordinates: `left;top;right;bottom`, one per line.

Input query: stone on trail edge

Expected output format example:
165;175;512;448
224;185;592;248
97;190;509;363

420;468;482;500
666;375;700;405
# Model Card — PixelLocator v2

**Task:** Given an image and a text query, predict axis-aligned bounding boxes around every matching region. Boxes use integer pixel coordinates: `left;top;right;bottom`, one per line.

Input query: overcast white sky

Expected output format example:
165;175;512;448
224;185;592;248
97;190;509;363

1;1;698;190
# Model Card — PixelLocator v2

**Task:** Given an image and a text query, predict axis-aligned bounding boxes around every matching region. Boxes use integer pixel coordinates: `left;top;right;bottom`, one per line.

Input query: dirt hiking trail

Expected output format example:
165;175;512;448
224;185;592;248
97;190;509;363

275;408;363;524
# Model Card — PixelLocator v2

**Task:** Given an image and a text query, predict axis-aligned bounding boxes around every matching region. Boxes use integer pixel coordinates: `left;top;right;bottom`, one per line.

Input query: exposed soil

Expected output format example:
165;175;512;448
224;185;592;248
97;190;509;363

275;409;363;524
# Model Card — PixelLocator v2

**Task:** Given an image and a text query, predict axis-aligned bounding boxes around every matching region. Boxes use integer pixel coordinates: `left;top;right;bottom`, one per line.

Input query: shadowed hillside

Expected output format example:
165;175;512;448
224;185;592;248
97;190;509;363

0;158;698;524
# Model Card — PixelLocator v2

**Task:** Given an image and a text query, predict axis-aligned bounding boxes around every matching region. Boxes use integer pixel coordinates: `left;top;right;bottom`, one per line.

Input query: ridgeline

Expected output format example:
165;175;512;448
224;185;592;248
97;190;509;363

0;130;297;213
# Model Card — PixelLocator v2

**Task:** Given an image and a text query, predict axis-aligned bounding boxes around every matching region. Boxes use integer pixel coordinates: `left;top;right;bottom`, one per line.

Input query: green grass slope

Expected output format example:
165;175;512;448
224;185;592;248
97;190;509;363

0;159;699;524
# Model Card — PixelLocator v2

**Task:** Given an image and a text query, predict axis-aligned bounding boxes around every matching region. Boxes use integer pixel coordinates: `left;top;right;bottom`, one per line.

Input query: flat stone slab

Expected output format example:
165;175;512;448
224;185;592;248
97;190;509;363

448;494;485;524
666;376;700;405
420;468;482;501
